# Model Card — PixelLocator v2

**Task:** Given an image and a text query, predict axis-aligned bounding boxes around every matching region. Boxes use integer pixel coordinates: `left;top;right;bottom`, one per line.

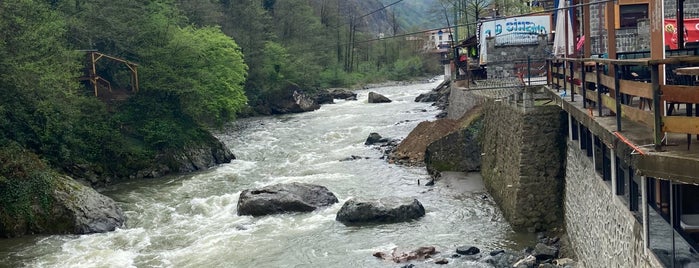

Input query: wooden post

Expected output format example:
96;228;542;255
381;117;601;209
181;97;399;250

583;0;591;57
563;60;568;94
678;0;685;49
133;66;139;92
596;62;603;116
582;60;586;108
614;63;622;131
651;64;663;151
556;60;560;91
649;0;665;81
570;60;575;102
91;52;98;97
547;60;551;85
605;0;616;73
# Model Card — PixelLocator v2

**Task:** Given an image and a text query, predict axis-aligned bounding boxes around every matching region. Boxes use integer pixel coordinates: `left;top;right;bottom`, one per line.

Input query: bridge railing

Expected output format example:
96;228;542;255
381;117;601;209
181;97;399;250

547;56;699;151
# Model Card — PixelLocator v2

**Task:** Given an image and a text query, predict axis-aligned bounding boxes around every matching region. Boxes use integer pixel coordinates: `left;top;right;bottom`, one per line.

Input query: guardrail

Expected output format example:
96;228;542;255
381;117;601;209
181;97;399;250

547;56;699;151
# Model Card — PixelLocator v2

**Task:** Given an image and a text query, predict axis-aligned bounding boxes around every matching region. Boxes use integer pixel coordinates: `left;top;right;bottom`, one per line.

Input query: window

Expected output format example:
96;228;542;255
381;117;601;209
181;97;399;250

601;145;611;181
629;168;638;212
571;117;579;140
580;125;587;151
619;4;648;28
586;130;593;157
647;178;699;267
616;158;626;196
594;136;603;173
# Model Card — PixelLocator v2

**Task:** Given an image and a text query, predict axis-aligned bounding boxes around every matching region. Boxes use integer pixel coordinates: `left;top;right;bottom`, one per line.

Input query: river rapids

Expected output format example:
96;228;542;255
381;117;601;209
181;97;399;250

0;77;532;268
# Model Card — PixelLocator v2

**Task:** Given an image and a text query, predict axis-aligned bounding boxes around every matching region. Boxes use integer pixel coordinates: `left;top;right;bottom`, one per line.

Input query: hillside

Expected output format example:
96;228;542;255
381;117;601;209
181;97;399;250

382;0;441;31
320;0;440;35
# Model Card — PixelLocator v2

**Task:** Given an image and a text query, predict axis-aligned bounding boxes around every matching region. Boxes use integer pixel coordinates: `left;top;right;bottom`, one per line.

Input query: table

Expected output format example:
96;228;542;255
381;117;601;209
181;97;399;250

674;66;699;76
672;67;699;149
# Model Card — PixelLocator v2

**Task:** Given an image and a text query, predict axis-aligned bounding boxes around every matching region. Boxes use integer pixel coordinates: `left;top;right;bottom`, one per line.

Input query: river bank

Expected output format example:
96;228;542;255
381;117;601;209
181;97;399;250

0;77;545;267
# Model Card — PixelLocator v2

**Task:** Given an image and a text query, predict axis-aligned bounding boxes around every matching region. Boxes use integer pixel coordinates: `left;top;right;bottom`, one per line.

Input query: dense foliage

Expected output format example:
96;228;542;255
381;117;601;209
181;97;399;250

0;0;441;236
0;0;439;181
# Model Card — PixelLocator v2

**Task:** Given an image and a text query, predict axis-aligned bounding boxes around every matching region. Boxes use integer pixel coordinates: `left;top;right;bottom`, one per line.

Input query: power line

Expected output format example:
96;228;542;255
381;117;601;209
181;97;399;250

303;0;616;53
334;0;406;29
348;0;616;46
357;0;405;20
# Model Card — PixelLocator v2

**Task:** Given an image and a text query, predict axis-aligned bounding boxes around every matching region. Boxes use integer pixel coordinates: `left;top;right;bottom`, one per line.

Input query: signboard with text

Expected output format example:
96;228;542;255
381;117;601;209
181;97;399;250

479;15;551;64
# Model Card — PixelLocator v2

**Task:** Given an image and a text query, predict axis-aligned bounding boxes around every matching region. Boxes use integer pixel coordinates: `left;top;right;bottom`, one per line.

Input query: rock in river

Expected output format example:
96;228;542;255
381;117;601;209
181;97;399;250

313;88;357;104
336;197;425;225
52;175;125;234
368;92;392;103
237;182;339;216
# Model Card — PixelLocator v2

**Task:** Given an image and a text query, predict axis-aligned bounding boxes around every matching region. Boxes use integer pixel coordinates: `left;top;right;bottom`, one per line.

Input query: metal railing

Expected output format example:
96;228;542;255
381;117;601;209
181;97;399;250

547;56;699;151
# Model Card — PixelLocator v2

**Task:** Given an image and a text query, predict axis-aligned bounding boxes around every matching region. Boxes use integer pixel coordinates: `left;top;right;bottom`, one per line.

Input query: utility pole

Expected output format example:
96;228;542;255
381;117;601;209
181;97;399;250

453;0;461;79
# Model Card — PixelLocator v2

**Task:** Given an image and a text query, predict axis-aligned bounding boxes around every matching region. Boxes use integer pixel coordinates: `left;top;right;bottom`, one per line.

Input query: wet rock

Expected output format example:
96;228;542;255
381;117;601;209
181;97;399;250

533;243;559;261
456;245;480;255
512;255;536;268
489;249;505;256
425;115;483;175
339;155;370;162
52;175;125;234
374;246;437;263
365;133;390;145
480;250;524;268
268;84;320;114
415;91;441;102
237;182;338;216
435;258;449;264
552;258;576;266
336;197;425;225
314;88;357;104
368;92;392;103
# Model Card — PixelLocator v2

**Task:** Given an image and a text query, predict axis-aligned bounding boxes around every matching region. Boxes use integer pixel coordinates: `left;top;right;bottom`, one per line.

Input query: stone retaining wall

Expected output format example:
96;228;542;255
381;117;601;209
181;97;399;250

563;140;657;267
446;86;486;120
480;100;566;231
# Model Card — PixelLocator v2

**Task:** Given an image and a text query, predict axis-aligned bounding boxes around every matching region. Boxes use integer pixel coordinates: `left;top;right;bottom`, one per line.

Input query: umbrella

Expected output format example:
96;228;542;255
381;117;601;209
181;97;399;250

553;0;573;56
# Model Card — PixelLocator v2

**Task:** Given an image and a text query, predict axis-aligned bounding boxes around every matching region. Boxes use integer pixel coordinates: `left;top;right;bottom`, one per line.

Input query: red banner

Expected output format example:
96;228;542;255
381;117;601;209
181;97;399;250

664;18;699;49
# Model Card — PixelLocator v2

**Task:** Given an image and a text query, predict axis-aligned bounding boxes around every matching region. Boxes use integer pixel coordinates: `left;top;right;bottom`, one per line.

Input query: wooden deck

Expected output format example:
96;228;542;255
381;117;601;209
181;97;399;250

545;56;699;185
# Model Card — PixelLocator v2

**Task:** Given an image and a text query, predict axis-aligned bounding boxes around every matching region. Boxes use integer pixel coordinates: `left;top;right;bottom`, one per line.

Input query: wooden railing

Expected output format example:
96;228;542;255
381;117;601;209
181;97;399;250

547;56;699;151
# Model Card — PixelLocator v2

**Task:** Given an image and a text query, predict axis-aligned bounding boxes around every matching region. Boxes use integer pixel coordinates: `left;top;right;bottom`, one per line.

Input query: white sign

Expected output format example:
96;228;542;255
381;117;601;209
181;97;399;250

479;15;551;64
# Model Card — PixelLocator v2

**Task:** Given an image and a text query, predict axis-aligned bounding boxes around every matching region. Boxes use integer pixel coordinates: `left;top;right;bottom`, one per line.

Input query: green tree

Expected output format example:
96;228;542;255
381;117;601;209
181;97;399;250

143;26;248;126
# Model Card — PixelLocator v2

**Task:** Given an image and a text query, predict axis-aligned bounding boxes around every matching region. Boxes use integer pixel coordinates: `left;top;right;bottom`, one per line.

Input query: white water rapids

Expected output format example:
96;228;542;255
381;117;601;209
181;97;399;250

0;78;533;267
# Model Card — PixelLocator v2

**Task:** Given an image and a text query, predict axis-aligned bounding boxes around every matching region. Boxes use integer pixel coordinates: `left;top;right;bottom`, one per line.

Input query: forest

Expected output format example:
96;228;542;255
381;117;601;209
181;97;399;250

0;0;446;235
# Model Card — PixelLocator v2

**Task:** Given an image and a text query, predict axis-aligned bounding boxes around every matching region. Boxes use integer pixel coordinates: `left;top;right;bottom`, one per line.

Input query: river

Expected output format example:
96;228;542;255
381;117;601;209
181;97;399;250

0;78;533;267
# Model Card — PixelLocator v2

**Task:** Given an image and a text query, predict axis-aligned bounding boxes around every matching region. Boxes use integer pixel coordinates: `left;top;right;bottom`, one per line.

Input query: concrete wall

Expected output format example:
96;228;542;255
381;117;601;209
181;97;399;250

481;100;566;231
563;140;658;268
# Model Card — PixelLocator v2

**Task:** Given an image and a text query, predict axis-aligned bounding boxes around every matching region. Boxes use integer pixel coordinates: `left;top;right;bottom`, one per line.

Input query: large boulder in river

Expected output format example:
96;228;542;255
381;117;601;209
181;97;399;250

368;92;392;103
267;83;321;114
237;182;338;216
365;132;390;145
0;175;125;237
314;88;358;104
52;175;125;234
335;197;425;225
0;145;124;237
